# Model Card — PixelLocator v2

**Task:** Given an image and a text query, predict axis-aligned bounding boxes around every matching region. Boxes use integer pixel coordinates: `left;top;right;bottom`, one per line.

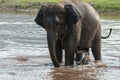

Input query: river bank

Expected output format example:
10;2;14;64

0;0;120;18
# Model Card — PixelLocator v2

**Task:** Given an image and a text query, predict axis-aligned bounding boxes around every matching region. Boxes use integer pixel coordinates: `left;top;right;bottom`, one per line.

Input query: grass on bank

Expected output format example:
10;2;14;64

1;0;120;11
14;0;61;3
0;0;120;16
13;0;120;12
83;0;120;12
13;0;61;9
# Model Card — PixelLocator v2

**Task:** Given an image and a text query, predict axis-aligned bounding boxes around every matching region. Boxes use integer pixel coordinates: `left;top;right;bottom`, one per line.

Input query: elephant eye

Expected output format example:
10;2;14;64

55;15;60;22
55;14;64;23
57;14;64;18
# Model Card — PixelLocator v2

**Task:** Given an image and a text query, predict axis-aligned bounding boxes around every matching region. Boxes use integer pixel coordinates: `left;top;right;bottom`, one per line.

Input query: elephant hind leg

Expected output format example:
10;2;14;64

75;53;83;65
75;50;84;65
91;36;101;61
75;49;90;65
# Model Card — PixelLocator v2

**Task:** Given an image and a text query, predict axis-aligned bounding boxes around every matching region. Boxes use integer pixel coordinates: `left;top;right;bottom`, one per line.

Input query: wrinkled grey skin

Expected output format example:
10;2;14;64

34;1;112;67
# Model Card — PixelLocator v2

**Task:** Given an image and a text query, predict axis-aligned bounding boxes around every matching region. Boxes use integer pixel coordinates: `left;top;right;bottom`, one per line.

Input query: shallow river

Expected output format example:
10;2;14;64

0;13;119;80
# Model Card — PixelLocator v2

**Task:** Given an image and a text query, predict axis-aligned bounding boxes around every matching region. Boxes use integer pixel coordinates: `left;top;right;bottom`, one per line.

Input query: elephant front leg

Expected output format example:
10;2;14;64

63;35;76;66
63;26;81;66
64;47;75;66
56;39;63;63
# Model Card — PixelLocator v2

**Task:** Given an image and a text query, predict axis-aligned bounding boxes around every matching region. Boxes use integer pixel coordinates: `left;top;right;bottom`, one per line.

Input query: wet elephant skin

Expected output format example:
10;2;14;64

34;0;112;67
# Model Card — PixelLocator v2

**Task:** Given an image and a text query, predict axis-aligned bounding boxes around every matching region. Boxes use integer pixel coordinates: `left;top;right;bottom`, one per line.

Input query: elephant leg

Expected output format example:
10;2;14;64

64;35;78;66
92;36;101;61
75;49;90;65
75;50;83;65
63;26;81;66
65;47;75;66
75;53;83;62
75;54;83;65
56;39;63;63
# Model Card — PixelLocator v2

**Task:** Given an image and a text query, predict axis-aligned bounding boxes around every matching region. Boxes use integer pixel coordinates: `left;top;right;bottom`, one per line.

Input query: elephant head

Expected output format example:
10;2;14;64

34;4;81;67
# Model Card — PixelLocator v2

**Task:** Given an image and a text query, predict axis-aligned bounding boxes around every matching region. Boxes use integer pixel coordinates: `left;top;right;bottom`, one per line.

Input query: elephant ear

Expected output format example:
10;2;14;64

64;5;79;28
34;6;47;27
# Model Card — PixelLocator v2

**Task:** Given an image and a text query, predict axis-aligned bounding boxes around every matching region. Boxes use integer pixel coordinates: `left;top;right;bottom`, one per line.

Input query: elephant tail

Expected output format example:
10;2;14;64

102;28;112;39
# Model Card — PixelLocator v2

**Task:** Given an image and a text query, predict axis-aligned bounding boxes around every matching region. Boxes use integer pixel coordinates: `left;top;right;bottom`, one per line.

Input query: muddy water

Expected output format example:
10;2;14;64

0;13;119;80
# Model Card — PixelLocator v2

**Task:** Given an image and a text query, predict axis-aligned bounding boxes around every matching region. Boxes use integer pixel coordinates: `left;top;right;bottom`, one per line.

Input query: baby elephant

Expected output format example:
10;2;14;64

34;0;112;67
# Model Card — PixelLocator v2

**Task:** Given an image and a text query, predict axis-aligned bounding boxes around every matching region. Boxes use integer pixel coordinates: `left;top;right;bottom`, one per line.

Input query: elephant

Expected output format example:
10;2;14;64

34;0;112;67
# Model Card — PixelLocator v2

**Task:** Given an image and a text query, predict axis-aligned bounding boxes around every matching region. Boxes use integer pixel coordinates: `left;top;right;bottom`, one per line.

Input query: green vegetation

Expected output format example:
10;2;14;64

13;0;61;3
82;0;120;12
82;0;120;17
0;0;60;10
0;0;120;16
13;0;120;12
12;0;61;9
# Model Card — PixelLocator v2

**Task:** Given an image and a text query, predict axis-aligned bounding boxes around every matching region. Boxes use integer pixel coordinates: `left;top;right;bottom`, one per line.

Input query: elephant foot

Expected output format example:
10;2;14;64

94;60;106;67
65;65;75;68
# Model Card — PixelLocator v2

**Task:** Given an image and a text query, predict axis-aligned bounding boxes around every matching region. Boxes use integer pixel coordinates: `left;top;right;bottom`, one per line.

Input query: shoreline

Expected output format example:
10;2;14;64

0;8;120;19
0;1;120;18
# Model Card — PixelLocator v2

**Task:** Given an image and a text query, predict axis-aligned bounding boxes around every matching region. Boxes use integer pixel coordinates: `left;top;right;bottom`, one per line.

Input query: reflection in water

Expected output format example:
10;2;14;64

0;13;120;80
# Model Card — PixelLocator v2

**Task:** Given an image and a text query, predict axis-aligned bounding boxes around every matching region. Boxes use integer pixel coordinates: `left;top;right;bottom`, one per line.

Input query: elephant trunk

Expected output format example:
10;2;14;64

47;31;60;67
